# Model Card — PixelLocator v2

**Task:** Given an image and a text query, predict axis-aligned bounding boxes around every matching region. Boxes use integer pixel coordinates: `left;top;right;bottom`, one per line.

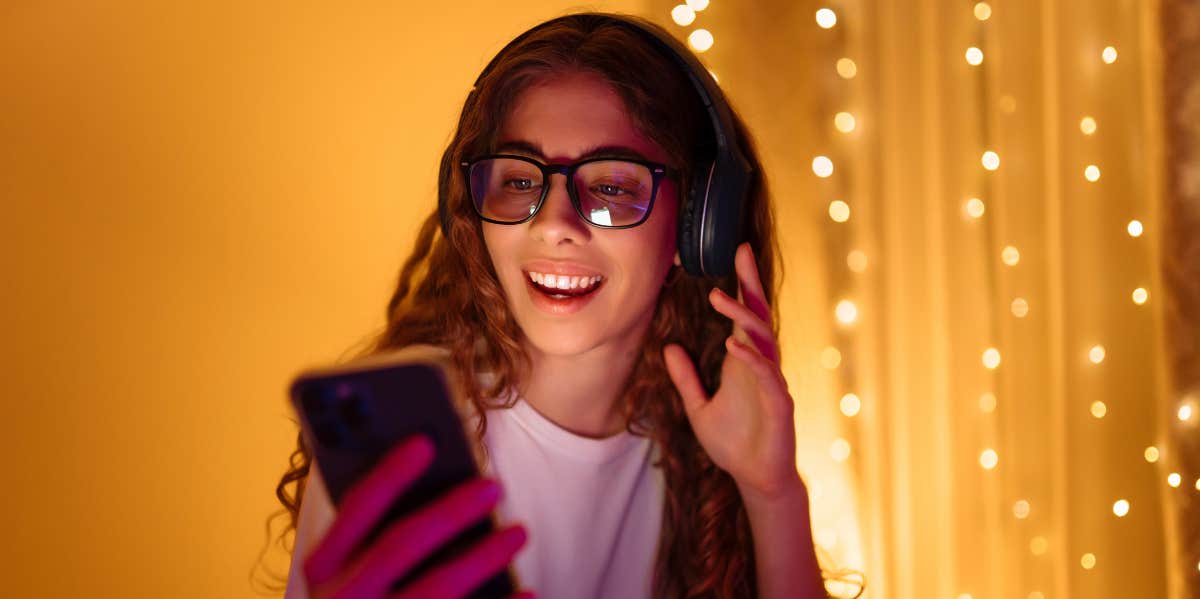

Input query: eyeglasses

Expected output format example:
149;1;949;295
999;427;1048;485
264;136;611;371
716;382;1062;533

461;154;670;229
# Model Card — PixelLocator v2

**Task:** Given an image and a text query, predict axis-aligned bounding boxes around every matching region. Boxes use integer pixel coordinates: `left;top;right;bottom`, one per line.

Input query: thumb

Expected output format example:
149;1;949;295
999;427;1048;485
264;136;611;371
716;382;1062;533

663;344;709;418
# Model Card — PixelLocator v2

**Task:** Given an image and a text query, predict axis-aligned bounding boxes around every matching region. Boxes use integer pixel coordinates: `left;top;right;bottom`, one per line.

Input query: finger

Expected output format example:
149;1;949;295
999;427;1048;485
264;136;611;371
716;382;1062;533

710;288;780;365
392;525;528;599
662;343;710;417
343;477;504;597
304;435;435;586
734;242;772;327
725;336;789;402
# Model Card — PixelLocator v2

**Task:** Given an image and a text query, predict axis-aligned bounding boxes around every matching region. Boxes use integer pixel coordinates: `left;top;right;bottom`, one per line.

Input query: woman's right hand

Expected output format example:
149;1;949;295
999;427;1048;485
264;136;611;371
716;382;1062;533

301;435;532;599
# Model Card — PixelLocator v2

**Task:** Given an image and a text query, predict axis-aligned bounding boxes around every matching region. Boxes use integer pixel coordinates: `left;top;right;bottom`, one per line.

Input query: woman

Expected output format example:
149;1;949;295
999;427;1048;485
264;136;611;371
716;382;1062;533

273;12;828;599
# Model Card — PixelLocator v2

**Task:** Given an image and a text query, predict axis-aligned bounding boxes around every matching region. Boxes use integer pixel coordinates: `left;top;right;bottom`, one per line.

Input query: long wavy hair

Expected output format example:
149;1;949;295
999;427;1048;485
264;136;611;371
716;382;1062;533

265;13;784;598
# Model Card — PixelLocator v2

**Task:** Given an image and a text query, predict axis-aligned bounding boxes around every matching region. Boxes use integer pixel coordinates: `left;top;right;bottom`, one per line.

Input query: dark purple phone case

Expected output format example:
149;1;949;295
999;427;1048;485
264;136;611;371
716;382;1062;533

289;358;516;597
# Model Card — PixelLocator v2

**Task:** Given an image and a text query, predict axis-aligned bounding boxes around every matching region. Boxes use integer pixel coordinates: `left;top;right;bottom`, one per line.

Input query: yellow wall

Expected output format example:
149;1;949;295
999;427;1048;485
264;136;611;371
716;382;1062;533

0;2;646;596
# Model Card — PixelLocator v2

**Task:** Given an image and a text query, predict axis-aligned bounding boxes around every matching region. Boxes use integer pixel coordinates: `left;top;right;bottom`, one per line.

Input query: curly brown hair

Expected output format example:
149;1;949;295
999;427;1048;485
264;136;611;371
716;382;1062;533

266;13;782;598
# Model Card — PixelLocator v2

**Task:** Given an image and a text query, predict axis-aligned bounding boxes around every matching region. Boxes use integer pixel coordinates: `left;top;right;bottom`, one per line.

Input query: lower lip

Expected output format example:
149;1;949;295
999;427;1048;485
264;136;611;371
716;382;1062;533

524;277;603;315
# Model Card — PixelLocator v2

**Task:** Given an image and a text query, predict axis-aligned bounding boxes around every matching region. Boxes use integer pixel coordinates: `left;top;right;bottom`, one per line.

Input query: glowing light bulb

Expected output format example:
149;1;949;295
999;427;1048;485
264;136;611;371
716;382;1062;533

686;0;710;11
974;2;992;20
830;438;851;462
829;200;851;222
836;58;858;79
671;4;696;26
1091;401;1107;418
966;47;984;65
1102;46;1118;64
816;8;838;29
813;156;834;177
840;393;862;417
1089;344;1106;364
1085;165;1101;182
979;392;997;413
820;346;842;370
1127;220;1144;237
965;197;986;219
834;111;856;133
1081;553;1097;569
980;448;999;470
1132;287;1149;305
847;250;868;273
1002;245;1020;266
982;347;1001;369
1030;536;1049;555
1144;446;1159;463
1081;116;1098;135
1112;499;1129;517
1011;298;1029;318
1013;499;1030;519
836;300;858;324
688;29;714;52
1168;472;1182;487
982;151;1000;171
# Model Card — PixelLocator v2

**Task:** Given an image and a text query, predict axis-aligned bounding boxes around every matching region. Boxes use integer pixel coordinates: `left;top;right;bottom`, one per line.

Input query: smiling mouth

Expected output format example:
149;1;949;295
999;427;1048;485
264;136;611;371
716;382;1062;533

525;271;605;299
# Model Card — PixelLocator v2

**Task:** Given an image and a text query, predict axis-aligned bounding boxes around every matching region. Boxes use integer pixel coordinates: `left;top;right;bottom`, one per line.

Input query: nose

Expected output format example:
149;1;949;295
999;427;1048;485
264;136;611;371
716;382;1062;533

528;173;591;246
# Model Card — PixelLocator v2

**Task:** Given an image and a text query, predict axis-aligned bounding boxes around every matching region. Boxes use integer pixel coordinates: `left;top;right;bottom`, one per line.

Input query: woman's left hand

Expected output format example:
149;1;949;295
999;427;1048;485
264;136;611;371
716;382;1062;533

663;242;803;501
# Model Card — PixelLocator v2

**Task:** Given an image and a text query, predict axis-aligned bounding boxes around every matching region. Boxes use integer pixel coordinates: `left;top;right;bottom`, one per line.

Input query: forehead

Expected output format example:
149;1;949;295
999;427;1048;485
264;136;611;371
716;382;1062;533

497;71;669;165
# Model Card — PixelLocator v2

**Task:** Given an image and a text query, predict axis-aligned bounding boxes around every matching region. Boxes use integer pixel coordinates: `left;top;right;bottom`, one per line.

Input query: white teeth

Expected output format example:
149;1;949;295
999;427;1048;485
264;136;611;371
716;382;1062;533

526;271;603;290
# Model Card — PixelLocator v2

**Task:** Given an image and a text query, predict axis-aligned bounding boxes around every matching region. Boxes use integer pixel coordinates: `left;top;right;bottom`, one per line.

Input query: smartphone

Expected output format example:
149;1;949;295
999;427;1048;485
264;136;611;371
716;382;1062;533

289;346;517;597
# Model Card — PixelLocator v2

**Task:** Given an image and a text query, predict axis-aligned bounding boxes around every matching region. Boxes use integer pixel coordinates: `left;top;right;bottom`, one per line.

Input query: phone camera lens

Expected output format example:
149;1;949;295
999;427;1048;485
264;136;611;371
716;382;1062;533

340;392;372;432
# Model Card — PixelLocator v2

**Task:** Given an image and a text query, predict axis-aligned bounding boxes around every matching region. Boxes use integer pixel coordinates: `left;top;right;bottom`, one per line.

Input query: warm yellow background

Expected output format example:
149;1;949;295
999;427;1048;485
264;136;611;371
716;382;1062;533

0;2;648;597
1;1;1173;598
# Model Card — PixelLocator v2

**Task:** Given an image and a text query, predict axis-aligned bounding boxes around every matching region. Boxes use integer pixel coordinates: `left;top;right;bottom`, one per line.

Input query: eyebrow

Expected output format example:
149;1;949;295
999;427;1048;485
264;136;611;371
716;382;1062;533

494;140;656;163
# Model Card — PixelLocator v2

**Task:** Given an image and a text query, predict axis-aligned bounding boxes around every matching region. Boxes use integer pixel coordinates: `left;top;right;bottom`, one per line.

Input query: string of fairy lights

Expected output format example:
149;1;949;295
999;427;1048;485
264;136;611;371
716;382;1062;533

671;0;1194;592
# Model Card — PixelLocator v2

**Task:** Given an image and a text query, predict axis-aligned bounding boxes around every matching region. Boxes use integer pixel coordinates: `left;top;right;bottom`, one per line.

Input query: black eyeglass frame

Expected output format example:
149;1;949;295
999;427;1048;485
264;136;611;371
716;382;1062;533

460;153;674;229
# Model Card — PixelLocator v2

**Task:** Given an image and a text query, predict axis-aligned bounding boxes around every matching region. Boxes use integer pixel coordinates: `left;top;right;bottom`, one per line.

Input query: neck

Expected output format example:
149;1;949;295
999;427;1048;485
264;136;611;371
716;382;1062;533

517;334;646;439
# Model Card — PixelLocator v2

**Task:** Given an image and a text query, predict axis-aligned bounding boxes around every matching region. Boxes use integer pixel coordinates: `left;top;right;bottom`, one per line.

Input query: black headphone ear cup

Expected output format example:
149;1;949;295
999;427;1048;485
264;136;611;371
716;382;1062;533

676;164;710;276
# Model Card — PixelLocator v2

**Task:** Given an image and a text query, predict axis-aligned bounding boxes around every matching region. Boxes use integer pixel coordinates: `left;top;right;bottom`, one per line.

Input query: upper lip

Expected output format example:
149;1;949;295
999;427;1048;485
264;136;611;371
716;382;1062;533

521;260;604;278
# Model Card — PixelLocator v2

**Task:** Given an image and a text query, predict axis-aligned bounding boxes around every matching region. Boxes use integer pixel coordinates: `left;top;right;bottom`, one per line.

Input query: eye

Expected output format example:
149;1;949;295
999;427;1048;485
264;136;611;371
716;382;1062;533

593;183;628;197
504;177;539;192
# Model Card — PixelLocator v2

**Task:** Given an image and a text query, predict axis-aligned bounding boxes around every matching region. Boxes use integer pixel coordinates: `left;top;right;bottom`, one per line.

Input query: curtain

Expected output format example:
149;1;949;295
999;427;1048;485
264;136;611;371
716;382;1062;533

650;0;1178;596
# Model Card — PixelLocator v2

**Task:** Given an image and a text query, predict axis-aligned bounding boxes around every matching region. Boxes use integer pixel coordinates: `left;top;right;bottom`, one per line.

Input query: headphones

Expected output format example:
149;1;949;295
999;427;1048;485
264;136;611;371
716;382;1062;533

439;13;752;277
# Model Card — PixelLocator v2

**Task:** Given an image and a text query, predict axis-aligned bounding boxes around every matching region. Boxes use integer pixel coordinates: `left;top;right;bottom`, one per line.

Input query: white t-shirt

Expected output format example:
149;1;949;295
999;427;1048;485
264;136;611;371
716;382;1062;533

284;396;664;599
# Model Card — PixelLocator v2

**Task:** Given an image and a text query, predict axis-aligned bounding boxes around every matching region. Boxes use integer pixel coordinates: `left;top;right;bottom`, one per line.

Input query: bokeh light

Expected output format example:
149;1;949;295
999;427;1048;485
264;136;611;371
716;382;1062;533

983;347;1001;369
982;151;1000;171
829;200;851;223
1011;298;1030;318
813;155;834;178
671;4;696;26
966;47;984;65
837;58;858;79
688;29;714;52
816;8;838;29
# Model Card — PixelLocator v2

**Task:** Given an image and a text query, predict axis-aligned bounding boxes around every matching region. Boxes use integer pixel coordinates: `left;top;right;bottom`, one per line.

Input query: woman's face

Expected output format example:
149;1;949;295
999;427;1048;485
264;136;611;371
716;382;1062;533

481;71;680;359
